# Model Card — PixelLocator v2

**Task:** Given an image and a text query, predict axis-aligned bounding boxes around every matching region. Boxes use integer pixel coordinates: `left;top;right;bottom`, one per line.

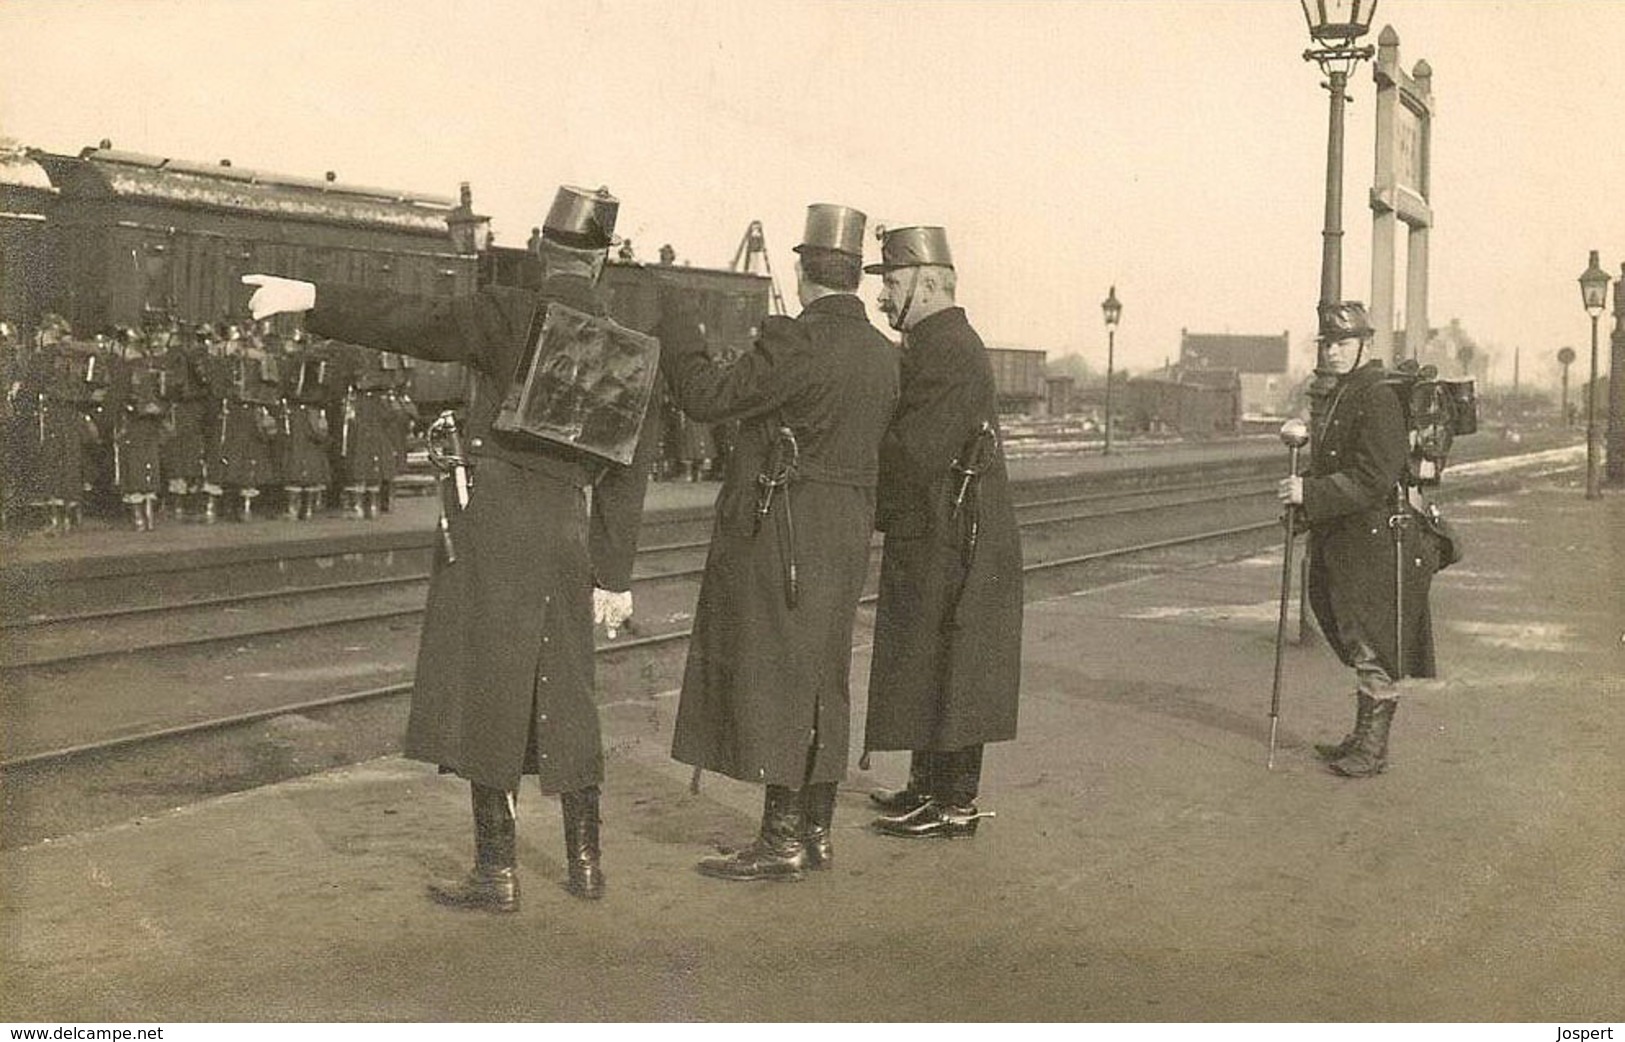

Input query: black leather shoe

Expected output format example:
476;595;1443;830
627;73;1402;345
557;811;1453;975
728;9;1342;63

871;801;990;840
868;786;931;815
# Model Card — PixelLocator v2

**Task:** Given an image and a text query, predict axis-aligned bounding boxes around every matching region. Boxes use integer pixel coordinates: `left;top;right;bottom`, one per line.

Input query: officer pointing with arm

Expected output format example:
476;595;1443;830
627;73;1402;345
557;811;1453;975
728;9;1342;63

244;185;661;913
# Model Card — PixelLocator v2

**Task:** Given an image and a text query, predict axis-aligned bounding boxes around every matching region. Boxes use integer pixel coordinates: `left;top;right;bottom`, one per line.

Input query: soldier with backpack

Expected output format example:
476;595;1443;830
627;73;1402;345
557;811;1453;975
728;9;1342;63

1277;302;1469;778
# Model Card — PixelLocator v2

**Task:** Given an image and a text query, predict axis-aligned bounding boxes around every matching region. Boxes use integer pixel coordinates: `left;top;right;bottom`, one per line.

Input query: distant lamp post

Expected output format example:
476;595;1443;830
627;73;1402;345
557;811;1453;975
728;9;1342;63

1608;264;1625;488
1101;285;1122;456
1556;346;1576;428
1578;249;1611;500
1300;1;1378;427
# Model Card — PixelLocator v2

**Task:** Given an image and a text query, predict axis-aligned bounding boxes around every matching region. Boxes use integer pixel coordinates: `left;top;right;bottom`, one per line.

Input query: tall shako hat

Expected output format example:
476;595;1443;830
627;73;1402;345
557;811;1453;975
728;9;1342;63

793;203;867;259
1318;300;1374;342
865;225;954;274
543;185;621;249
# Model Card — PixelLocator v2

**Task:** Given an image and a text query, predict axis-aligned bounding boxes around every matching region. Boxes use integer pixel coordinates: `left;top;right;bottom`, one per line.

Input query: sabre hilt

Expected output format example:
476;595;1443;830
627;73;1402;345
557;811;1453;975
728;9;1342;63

950;421;996;520
754;424;799;534
426;410;473;563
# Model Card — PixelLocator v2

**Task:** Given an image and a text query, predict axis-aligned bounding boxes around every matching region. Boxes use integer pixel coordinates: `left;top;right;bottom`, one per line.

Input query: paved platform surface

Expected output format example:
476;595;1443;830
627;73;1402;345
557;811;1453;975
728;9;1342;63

3;468;1620;1022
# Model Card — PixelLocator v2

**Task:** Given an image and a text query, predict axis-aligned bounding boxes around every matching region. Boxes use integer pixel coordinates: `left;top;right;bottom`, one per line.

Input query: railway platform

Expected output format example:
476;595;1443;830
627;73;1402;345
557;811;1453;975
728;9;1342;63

0;437;1283;579
3;463;1619;1022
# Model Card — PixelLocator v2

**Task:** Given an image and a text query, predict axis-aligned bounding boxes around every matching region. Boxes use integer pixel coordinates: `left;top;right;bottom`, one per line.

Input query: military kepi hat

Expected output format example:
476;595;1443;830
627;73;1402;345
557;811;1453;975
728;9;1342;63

865;225;954;274
1318;300;1374;342
793;203;867;259
543;185;621;250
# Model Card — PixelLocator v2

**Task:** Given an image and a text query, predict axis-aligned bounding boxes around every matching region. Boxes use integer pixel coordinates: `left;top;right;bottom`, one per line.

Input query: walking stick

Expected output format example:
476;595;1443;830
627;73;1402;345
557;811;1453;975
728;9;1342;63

1268;418;1309;770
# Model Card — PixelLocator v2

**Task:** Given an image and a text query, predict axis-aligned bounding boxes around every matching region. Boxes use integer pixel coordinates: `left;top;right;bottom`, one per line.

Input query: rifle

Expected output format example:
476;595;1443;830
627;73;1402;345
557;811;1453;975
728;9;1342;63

340;387;356;459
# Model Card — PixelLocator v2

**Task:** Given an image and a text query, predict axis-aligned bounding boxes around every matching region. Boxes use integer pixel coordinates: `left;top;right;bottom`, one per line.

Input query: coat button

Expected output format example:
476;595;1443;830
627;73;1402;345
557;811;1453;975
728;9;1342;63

539;713;548;722
470;436;483;449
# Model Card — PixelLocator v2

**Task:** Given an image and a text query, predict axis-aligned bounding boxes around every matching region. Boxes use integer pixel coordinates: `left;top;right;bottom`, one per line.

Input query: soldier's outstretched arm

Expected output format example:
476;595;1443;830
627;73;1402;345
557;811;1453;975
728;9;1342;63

241;274;532;371
660;306;811;425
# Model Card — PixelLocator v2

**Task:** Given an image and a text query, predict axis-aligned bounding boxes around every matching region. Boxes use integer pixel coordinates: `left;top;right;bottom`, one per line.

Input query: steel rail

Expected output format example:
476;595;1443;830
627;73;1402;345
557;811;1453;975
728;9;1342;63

0;516;1295;772
1;481;1278;662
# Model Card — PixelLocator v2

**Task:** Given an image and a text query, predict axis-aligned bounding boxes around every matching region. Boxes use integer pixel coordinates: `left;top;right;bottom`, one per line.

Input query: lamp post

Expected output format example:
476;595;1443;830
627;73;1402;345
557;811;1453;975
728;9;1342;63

1556;346;1575;427
1578;249;1611;500
1101;285;1121;456
1300;1;1378;427
1608;264;1625;487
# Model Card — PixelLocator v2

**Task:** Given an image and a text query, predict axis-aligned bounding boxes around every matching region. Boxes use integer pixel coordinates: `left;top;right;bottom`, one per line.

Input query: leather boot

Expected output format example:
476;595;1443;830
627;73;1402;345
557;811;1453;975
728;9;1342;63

1315;693;1374;762
428;783;519;912
362;489;377;520
869;751;934;816
238;491;255;522
283;491;301;521
697;785;806;881
128;501;147;531
202;492;220;524
801;782;837;870
45;503;66;537
1329;699;1397;778
561;786;605;900
142;497;157;532
342;489;364;520
377;481;392;514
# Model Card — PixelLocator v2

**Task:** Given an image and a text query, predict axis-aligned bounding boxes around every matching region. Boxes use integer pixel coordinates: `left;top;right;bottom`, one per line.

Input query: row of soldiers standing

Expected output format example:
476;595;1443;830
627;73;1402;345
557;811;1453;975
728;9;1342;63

0;314;414;534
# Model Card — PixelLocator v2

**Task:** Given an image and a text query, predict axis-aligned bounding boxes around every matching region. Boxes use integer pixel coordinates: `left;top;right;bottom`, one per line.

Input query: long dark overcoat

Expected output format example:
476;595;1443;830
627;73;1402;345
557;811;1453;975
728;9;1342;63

307;273;658;793
1304;359;1438;681
160;345;211;487
109;355;166;498
864;307;1023;752
665;293;900;787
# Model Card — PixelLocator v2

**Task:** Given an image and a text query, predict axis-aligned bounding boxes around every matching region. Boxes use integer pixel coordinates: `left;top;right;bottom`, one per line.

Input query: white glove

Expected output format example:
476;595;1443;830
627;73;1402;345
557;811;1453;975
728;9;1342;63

593;587;634;640
241;274;316;321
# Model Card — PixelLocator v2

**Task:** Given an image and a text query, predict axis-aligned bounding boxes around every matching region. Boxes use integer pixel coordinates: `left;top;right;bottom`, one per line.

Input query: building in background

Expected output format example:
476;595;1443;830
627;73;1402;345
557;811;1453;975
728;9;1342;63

1177;329;1292;418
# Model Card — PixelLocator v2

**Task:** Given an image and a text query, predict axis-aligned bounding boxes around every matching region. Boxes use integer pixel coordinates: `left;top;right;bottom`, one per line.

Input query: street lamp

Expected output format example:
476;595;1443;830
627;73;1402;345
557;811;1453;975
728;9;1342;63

1101;285;1122;456
1300;0;1379;434
1578;249;1611;500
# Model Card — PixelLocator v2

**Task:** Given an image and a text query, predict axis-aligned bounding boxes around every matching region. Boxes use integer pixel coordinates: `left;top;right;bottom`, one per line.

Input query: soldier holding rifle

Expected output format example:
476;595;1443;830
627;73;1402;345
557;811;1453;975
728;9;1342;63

663;204;899;881
1277;302;1440;777
862;226;1023;839
245;185;665;914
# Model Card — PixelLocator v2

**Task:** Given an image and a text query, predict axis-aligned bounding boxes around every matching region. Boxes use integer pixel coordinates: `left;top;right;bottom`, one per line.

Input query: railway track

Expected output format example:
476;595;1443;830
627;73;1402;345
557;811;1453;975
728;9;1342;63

0;440;1584;849
0;470;1284;670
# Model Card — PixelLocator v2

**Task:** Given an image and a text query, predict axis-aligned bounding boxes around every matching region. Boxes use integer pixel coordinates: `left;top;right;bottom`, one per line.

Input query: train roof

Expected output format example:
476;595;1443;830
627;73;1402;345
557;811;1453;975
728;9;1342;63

1;144;57;193
32;147;457;234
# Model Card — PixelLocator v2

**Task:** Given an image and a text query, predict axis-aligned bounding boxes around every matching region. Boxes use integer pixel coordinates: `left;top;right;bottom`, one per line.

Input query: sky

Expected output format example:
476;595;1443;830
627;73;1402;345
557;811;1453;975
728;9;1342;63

3;0;1622;389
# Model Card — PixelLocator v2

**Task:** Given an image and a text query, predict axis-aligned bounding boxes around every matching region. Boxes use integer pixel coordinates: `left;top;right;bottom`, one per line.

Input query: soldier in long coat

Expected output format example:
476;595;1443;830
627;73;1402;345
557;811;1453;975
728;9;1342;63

861;227;1023;840
246;185;661;913
160;325;215;522
665;204;900;881
211;326;280;521
276;333;336;520
19;319;102;534
1279;302;1439;778
108;329;169;531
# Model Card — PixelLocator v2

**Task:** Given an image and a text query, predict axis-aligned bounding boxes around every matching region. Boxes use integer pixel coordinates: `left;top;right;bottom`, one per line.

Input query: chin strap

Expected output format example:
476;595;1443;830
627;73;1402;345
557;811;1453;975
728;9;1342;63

887;268;922;332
